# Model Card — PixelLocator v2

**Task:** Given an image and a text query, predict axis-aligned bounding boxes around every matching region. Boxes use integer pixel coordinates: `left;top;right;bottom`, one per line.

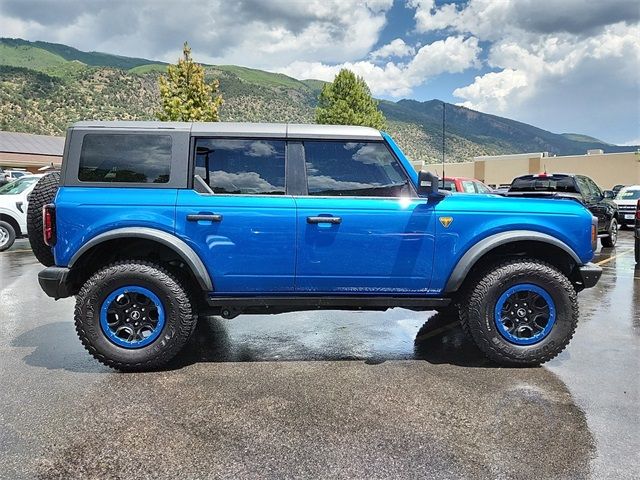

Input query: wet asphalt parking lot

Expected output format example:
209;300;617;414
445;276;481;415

0;233;638;480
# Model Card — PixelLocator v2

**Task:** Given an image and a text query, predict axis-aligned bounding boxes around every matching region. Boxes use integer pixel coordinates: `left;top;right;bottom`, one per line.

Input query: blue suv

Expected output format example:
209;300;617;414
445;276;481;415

28;121;602;370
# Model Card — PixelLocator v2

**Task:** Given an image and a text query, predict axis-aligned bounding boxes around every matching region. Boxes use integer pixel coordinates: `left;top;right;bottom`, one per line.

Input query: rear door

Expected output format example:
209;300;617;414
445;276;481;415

293;140;435;294
175;137;296;294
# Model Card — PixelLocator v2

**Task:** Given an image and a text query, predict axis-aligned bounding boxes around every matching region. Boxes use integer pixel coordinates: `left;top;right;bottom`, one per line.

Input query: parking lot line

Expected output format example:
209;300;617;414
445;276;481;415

596;249;633;266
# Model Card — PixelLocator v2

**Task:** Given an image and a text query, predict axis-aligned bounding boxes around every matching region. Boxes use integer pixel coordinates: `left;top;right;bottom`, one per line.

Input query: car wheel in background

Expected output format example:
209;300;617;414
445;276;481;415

26;171;60;266
600;218;618;248
460;258;578;366
635;237;639;264
0;220;16;251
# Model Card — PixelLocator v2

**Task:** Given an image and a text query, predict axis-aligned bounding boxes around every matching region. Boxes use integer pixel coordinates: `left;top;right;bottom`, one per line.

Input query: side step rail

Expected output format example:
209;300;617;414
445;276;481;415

205;296;451;318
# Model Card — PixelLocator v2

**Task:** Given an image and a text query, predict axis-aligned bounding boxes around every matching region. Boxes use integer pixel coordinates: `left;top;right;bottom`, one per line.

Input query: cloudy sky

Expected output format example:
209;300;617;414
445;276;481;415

2;0;639;144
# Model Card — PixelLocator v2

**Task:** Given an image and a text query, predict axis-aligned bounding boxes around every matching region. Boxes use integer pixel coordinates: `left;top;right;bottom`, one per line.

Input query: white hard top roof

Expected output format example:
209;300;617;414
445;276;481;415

72;121;383;141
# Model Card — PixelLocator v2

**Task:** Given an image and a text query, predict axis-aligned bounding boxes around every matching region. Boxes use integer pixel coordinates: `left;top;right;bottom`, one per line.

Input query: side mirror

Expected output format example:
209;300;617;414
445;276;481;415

603;190;615;199
417;170;443;197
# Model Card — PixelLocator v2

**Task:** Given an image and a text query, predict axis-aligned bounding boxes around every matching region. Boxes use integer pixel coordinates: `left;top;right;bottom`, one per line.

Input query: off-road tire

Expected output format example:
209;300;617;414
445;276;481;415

26;171;60;266
460;258;578;366
74;260;198;371
600;218;618;248
0;220;16;252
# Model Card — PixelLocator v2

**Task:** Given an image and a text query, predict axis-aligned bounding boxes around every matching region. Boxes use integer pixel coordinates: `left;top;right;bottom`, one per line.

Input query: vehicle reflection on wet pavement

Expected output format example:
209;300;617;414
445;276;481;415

0;234;638;479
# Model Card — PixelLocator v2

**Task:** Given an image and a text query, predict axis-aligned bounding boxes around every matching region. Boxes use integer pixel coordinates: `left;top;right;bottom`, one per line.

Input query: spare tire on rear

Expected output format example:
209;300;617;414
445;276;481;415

27;171;60;266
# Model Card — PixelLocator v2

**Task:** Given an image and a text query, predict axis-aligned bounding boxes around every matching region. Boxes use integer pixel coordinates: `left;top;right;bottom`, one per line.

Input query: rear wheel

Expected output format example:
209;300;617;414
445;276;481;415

460;259;578;366
26;171;60;266
0;220;16;252
635;237;639;264
600;218;618;248
74;260;198;371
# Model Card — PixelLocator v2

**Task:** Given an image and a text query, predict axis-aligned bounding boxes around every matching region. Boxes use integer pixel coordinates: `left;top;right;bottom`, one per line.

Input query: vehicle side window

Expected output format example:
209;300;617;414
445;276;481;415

442;180;457;192
575;177;593;199
474;181;491;193
194;138;285;195
303;141;410;197
78;134;172;183
586;178;603;198
461;180;476;193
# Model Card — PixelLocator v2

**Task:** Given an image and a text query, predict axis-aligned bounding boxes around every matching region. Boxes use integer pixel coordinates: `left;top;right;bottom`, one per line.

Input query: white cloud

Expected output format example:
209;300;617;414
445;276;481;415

279;36;481;97
406;0;640;143
370;38;415;59
452;22;640;143
0;0;394;68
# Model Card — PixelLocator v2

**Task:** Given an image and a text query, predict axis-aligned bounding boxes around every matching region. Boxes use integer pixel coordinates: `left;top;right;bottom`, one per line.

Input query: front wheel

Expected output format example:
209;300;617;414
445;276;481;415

460;259;578;366
0;220;16;252
74;260;198;371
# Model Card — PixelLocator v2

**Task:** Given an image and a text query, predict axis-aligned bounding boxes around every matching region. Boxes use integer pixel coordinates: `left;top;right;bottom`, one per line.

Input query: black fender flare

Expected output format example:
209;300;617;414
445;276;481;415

68;227;213;291
443;230;582;293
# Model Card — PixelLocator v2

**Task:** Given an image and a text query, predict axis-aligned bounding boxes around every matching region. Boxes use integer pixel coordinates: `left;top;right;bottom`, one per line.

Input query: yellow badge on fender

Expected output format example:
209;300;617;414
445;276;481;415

439;216;454;228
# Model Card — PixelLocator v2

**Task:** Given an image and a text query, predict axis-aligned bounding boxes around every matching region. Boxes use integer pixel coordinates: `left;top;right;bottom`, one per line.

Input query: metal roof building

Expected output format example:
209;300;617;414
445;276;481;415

0;131;64;172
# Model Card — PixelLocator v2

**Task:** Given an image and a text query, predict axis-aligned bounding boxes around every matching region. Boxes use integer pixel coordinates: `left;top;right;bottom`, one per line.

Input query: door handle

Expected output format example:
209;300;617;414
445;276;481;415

187;214;223;222
307;216;342;224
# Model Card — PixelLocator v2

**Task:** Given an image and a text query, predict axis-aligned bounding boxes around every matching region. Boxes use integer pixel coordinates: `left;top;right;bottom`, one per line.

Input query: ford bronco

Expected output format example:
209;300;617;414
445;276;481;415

29;121;602;371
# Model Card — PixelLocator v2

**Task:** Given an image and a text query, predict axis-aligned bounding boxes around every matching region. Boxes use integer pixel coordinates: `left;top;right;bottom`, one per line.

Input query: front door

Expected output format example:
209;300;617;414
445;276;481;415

175;137;296;294
294;140;435;294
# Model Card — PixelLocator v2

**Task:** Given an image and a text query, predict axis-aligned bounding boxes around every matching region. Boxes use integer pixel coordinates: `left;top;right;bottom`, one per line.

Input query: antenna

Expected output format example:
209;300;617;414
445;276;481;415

441;101;445;188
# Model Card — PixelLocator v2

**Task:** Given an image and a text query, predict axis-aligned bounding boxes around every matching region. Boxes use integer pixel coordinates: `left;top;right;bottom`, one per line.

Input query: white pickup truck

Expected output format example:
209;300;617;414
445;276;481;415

0;174;42;251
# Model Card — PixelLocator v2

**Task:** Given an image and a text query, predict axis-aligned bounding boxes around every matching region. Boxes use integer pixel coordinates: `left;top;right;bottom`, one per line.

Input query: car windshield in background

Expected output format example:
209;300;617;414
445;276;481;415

616;188;640;200
0;176;38;195
509;176;578;193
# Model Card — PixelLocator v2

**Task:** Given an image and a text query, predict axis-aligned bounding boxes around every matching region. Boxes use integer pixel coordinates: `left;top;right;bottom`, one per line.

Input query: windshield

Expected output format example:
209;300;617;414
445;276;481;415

616;188;640;200
0;176;38;195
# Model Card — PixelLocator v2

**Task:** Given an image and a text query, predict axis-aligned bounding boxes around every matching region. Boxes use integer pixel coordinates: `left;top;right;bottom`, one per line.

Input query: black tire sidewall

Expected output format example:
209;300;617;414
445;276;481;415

76;263;194;367
0;220;16;251
467;266;576;364
26;171;60;266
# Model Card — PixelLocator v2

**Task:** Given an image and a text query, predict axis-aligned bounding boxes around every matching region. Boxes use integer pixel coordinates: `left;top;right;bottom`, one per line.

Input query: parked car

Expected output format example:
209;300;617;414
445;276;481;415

613;185;640;229
441;176;493;193
29;121;601;371
612;184;626;195
2;170;31;182
0;174;42;251
505;173;619;247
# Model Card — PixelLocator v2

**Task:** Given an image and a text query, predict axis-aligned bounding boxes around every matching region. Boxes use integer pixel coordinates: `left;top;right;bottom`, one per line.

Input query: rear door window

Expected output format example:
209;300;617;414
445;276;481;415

78;134;172;183
303;141;410;197
194;138;286;195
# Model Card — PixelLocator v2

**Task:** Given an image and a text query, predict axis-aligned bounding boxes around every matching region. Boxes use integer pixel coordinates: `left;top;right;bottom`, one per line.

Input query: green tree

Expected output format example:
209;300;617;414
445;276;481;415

157;42;223;121
315;69;385;129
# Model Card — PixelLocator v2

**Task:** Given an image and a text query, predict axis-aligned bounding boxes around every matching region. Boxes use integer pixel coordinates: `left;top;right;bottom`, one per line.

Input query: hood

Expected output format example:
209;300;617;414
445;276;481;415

614;199;638;207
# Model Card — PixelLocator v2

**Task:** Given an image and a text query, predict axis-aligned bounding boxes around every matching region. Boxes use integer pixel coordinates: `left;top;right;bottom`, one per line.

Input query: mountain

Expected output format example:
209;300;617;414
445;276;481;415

0;38;635;164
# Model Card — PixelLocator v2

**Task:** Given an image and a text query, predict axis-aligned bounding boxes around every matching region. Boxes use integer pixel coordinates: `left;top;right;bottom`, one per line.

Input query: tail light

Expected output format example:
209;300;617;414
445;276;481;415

43;204;56;246
636;199;640;221
591;216;598;250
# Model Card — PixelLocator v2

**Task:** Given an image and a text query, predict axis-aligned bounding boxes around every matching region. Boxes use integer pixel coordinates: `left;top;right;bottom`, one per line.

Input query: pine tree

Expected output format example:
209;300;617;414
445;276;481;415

315;69;385;130
157;42;223;121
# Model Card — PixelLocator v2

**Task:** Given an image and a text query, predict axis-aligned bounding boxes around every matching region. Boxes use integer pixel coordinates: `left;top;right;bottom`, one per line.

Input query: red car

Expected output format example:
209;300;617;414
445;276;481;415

442;176;493;194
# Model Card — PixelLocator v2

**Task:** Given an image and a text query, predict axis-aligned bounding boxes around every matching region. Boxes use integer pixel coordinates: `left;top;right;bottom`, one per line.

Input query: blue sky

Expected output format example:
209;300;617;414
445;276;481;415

1;0;639;144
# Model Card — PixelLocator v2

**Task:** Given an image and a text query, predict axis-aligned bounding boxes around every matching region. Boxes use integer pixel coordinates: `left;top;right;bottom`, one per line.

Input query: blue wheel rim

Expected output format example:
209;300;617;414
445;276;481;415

494;283;556;345
100;286;165;348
